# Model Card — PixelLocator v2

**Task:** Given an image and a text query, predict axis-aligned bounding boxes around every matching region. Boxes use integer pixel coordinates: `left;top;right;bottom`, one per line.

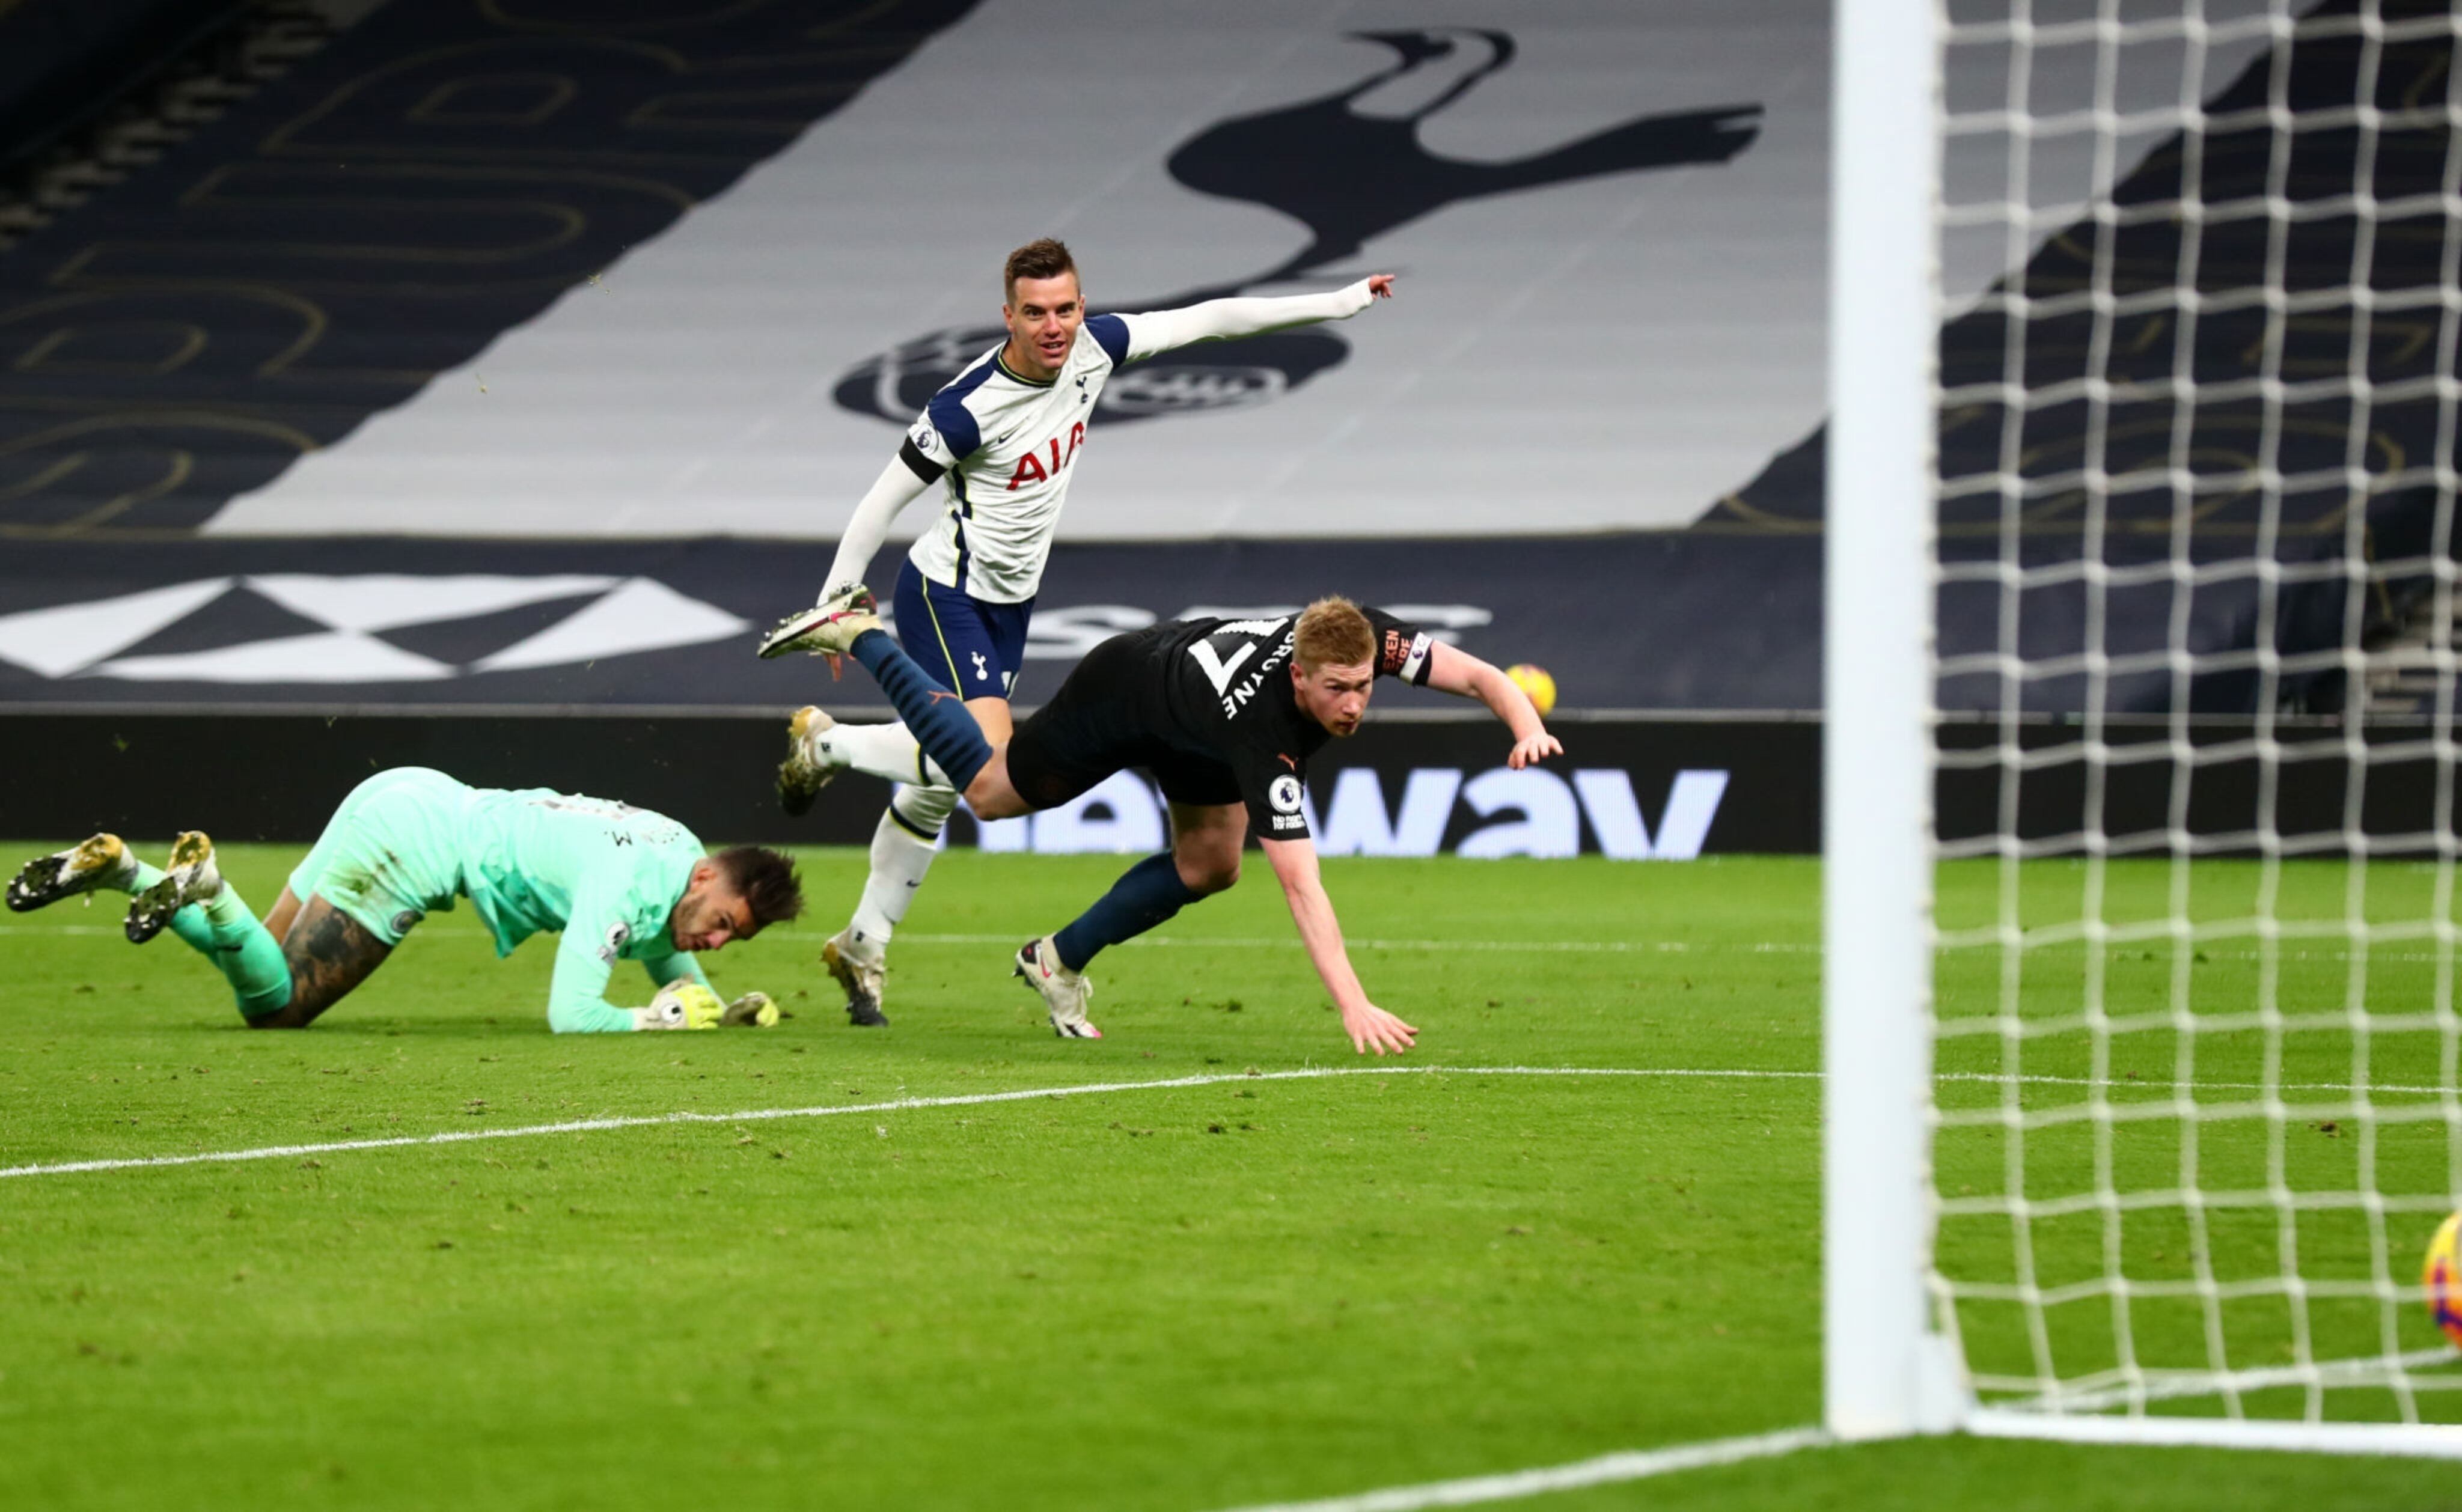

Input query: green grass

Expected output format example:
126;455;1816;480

0;846;2455;1511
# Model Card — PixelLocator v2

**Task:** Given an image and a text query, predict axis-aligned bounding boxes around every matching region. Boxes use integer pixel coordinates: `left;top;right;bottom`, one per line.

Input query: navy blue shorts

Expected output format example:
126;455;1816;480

892;559;1033;700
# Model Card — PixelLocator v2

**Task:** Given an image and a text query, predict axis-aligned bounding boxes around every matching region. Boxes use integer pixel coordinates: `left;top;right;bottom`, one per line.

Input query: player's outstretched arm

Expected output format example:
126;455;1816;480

1261;834;1417;1056
1125;275;1394;360
545;925;654;1032
1423;641;1564;770
814;451;936;602
545;911;725;1032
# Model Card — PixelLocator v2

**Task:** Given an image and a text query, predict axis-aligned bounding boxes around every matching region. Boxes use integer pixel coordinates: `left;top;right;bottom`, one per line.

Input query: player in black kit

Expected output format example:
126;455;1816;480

756;586;1560;1053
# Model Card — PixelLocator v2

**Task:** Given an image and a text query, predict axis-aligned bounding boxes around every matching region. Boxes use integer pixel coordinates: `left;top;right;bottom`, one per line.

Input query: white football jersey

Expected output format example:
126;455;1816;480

902;312;1147;603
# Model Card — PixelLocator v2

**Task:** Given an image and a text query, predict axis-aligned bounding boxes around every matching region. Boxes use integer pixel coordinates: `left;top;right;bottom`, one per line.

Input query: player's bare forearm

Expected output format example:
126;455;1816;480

1262;837;1417;1055
1425;642;1563;770
1279;865;1366;1011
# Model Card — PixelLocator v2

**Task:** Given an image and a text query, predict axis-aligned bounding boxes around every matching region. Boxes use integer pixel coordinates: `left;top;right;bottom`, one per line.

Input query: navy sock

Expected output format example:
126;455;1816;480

851;629;992;791
1054;852;1201;972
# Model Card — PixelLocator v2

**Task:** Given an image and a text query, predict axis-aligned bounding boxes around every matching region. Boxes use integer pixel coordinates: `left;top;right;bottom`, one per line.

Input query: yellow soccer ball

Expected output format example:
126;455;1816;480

1506;663;1557;718
2427;1210;2462;1347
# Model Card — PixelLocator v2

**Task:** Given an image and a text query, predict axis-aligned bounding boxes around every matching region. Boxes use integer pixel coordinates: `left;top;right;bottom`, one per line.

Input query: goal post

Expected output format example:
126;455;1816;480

1825;0;1967;1442
1825;0;2462;1456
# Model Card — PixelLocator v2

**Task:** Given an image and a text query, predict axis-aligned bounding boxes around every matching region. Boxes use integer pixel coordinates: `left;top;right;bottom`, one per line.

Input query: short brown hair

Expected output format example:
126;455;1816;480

712;844;804;927
1003;237;1078;300
1294;596;1376;671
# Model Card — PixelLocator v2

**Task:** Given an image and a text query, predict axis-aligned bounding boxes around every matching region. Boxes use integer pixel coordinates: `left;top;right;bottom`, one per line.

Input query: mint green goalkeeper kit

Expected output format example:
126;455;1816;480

104;767;712;1031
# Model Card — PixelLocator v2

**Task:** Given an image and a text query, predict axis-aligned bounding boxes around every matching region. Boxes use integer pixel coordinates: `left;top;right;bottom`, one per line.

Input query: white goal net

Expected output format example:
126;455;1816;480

1829;0;2462;1453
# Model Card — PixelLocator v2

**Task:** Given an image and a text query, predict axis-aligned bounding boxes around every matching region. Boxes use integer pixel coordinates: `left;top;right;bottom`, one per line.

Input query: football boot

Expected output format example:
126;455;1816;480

822;928;888;1027
124;831;222;944
757;584;882;662
1015;935;1100;1039
6;834;136;912
776;705;845;817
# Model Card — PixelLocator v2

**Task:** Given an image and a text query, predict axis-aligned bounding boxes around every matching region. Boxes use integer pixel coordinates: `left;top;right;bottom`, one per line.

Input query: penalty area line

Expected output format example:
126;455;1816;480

0;1065;1661;1181
1199;1426;1832;1512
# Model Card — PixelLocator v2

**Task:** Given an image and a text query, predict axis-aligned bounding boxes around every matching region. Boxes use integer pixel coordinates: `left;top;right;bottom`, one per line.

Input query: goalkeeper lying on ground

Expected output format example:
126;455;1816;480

5;767;800;1033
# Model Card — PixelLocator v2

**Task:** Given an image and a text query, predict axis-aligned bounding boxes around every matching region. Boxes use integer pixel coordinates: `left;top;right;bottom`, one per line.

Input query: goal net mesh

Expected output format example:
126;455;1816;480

1926;0;2462;1421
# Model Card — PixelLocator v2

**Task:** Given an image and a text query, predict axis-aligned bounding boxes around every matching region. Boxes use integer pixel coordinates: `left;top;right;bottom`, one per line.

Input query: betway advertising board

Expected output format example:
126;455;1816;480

0;715;1821;858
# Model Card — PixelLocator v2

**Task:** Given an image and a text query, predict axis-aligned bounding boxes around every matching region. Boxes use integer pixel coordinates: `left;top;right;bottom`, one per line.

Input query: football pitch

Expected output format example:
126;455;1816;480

1;845;2456;1511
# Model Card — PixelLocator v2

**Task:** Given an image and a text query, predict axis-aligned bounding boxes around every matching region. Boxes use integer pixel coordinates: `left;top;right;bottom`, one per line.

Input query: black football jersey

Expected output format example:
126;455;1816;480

1137;607;1435;840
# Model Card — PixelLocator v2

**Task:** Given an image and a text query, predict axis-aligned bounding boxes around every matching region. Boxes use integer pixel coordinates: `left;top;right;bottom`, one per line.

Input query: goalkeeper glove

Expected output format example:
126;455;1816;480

721;991;780;1028
633;981;724;1031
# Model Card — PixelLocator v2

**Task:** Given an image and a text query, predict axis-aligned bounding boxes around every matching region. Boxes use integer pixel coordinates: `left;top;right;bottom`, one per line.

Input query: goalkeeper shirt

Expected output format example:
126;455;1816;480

455;786;710;1033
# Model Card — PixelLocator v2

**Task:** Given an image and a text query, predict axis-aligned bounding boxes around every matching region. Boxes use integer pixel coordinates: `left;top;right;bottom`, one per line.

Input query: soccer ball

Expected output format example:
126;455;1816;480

2428;1210;2462;1347
1506;663;1557;718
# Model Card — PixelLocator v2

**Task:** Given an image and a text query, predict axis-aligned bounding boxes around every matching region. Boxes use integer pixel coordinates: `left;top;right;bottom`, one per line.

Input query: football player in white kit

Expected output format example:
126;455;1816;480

763;239;1394;1026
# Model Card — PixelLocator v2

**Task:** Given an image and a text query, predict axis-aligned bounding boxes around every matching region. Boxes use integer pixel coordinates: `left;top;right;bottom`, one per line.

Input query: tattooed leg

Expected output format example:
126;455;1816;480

248;897;389;1029
262;887;302;945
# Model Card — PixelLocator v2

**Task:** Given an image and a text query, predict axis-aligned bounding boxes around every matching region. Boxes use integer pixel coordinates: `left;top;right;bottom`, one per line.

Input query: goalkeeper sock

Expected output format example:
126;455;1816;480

825;721;953;788
846;786;955;961
850;629;991;791
1053;852;1201;972
170;882;293;1017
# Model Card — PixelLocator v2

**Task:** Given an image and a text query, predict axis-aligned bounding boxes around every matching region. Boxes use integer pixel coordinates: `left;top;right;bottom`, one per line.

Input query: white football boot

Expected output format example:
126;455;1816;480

1014;935;1100;1039
776;705;848;817
5;833;138;912
124;831;222;944
757;584;882;661
822;928;888;1027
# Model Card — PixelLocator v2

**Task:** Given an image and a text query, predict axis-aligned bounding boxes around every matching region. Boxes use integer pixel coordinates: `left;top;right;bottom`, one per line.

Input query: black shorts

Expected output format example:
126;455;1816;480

1006;633;1243;812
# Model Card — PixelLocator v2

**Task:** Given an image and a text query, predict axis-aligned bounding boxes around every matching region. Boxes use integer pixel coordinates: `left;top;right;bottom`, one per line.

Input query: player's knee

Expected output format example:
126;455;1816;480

964;775;1028;820
893;782;960;834
1176;852;1239;895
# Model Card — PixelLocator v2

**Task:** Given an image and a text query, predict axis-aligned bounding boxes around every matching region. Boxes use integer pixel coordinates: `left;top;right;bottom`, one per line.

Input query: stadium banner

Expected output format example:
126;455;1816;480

0;0;236;166
195;0;1825;542
0;535;1820;712
2;706;2430;856
0;712;1816;857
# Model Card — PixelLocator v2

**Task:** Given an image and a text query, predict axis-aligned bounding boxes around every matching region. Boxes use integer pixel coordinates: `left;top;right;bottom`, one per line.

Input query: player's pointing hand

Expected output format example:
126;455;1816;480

1343;1001;1418;1056
1507;733;1563;770
1366;274;1397;299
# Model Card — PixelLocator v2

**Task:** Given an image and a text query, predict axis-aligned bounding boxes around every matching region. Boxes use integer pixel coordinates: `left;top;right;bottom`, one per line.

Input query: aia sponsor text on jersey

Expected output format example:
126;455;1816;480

1006;423;1087;491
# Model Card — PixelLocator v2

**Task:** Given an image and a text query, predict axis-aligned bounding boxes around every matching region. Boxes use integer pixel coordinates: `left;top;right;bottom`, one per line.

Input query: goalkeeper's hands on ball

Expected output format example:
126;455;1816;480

633;983;779;1031
721;991;780;1028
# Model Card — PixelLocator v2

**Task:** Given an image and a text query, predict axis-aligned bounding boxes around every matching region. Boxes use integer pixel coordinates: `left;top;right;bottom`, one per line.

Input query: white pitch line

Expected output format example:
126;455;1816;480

1967;1407;2462;1460
2005;1347;2462;1416
6;1062;2453;1182
0;1065;1652;1180
1200;1427;1832;1512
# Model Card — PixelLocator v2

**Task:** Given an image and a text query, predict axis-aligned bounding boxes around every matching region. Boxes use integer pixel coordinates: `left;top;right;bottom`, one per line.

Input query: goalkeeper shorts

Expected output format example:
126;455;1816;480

287;767;469;945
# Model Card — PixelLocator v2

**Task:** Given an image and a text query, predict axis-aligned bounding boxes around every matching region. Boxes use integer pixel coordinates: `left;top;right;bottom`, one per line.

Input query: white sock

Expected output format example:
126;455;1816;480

821;721;953;787
845;785;958;963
